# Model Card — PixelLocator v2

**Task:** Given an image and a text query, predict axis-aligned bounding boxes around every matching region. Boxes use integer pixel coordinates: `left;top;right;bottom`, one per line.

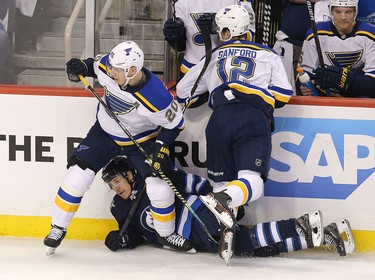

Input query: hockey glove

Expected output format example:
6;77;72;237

105;230;129;252
314;66;352;92
197;13;216;34
66;58;88;82
151;140;170;173
163;18;186;52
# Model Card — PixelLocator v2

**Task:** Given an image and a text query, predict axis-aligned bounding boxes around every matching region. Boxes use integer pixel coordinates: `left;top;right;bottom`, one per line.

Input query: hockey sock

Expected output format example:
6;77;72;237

224;170;263;207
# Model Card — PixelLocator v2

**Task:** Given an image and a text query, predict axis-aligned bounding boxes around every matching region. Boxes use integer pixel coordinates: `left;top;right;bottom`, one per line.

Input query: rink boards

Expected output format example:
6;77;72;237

0;86;375;251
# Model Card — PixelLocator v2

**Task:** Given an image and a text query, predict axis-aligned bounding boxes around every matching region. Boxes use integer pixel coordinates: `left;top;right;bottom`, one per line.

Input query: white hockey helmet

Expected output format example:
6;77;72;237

215;5;254;42
330;0;358;18
107;41;144;85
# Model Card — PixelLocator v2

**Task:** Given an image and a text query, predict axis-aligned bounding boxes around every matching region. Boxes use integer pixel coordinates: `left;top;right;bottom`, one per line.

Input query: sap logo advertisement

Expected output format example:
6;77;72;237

267;117;375;200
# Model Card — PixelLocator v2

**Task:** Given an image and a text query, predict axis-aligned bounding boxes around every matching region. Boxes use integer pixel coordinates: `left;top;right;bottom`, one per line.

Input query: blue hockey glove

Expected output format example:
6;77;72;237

66;58;88;82
151;141;170;173
197;13;216;34
314;66;352;92
105;230;129;251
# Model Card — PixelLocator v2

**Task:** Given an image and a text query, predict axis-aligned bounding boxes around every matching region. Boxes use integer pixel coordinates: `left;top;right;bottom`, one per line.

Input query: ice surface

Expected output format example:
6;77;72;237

1;237;375;280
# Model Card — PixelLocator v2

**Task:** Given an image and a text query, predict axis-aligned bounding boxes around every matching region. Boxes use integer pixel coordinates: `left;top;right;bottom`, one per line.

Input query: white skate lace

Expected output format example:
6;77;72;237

324;232;337;247
295;215;309;238
48;227;65;241
166;234;185;247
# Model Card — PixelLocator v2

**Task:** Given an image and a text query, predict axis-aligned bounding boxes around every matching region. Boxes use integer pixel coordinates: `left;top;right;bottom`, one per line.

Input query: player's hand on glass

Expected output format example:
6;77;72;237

66;58;88;82
105;230;129;251
151;140;170;173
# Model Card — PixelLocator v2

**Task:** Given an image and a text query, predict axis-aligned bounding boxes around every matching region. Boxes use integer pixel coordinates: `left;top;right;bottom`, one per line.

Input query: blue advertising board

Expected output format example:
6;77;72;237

266;115;375;199
357;0;375;26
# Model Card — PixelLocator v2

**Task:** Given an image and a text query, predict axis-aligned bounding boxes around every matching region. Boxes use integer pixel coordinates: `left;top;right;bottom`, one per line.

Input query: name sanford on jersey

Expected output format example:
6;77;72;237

218;48;257;59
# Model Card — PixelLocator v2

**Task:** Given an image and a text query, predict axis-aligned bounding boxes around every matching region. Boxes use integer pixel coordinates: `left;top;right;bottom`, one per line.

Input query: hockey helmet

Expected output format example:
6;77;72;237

107;41;144;85
215;5;254;42
330;0;358;18
102;155;136;184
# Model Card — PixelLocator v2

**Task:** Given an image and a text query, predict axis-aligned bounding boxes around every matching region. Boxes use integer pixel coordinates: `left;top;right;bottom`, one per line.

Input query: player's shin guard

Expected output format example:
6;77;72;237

146;176;176;237
52;165;95;227
224;170;263;208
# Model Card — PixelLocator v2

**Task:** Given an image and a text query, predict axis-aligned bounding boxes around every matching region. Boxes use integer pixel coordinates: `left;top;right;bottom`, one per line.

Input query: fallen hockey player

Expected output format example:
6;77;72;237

99;156;355;265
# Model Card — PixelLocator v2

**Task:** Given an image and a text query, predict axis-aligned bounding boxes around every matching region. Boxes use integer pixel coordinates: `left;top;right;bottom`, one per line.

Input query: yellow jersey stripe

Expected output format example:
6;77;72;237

228;83;275;107
133;91;159;112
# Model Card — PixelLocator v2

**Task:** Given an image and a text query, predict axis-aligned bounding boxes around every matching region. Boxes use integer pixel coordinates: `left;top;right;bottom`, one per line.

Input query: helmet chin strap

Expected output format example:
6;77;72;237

121;67;141;87
125;172;137;200
220;31;251;42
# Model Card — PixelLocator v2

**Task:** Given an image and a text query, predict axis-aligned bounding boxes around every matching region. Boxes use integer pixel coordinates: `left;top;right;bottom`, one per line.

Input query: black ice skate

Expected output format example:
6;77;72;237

324;219;355;256
324;222;346;256
157;232;195;253
43;224;67;256
295;210;323;248
199;191;236;229
218;225;235;266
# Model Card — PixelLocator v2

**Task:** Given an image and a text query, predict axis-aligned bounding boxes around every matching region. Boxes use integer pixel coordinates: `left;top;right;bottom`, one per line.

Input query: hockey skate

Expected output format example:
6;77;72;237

43;225;67;256
295;210;323;248
199;191;236;229
157;232;195;253
324;219;355;256
218;225;235;266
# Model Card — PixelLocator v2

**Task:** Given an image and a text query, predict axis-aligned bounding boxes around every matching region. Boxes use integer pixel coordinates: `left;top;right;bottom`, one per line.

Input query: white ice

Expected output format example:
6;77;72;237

1;237;375;280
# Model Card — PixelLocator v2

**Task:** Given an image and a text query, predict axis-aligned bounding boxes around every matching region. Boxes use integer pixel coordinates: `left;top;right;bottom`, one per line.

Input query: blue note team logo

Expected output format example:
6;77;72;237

266;117;375;199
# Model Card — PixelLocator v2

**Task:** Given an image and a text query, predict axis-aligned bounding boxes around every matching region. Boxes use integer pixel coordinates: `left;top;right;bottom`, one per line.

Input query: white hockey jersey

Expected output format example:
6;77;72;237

176;40;293;118
175;0;254;73
93;54;185;146
300;21;375;79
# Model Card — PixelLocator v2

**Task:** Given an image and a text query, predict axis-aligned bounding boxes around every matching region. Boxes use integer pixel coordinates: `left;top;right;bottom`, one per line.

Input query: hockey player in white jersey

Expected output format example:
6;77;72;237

163;0;255;77
43;41;192;255
176;5;294;261
299;0;375;97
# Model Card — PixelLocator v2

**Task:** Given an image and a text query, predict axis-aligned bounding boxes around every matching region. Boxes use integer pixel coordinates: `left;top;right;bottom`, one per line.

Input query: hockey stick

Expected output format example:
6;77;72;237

78;75;218;244
181;25;212;112
169;0;181;82
306;0;331;96
119;184;146;236
306;0;324;67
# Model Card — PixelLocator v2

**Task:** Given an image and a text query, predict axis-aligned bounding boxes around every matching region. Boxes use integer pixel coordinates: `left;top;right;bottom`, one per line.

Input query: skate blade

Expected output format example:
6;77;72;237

337;219;355;254
45;247;56;256
199;195;234;229
309;210;324;247
220;231;234;266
